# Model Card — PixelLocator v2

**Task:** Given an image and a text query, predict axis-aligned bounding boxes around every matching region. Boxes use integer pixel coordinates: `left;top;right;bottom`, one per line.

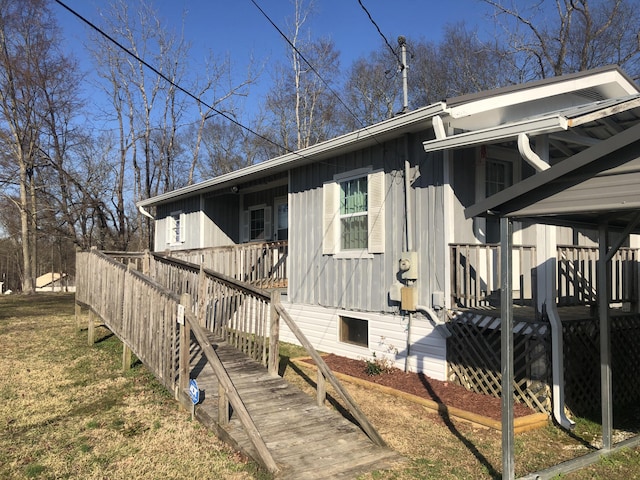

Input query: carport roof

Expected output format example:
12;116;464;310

464;121;640;233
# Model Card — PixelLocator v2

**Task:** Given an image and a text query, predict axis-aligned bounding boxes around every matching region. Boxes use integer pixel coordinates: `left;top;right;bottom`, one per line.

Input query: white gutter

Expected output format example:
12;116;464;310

138;102;445;208
423;115;568;153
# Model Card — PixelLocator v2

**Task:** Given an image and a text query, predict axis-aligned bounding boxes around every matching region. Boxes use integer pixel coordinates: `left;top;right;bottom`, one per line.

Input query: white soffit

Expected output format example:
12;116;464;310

446;68;639;120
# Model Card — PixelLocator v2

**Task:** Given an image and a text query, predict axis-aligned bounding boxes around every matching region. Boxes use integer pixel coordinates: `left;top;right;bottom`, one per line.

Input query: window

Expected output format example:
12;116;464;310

323;168;385;255
166;211;186;245
484;159;513;243
339;316;368;348
485;159;513;197
340;176;368;250
242;205;272;242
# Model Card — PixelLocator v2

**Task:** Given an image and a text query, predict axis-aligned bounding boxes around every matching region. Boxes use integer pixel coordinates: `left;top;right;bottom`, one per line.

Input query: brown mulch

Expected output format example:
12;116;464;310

300;353;536;421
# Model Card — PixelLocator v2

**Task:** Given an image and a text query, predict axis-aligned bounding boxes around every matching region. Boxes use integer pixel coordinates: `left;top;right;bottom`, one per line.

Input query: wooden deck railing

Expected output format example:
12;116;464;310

78;249;386;450
145;253;388;447
557;245;638;306
75;249;278;473
147;253;273;365
450;243;640;309
164;241;288;288
450;243;536;308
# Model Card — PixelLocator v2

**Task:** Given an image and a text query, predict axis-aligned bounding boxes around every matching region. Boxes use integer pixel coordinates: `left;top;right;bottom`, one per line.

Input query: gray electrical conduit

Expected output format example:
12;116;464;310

415;304;451;338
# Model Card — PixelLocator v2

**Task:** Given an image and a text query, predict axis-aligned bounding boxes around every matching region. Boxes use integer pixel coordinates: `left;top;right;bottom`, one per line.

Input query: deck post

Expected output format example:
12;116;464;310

198;265;207;327
122;344;132;372
500;217;515;480
598;223;613;450
75;302;82;331
269;291;281;376
317;370;326;406
179;293;192;399
88;310;95;346
142;249;150;276
218;383;229;425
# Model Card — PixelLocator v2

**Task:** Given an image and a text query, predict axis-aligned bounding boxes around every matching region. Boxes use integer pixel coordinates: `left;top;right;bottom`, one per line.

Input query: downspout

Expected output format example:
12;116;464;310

415;304;451;338
547;300;575;430
525;134;573;430
138;205;156;220
138;204;154;220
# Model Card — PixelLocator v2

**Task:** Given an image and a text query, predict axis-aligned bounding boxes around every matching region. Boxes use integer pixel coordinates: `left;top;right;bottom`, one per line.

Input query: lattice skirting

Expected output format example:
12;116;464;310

447;311;640;418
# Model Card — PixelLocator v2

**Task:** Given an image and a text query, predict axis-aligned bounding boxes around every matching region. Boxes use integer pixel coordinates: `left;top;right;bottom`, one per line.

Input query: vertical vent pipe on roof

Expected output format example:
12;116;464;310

398;36;409;114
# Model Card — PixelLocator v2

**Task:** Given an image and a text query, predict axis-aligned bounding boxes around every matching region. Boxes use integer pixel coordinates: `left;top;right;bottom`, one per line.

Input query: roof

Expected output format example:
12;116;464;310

464;121;640;233
138;102;445;208
139;66;639;210
36;272;67;288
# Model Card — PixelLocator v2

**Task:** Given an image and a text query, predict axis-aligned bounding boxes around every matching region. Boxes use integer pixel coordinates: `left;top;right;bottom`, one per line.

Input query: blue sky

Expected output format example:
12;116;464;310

54;0;494;121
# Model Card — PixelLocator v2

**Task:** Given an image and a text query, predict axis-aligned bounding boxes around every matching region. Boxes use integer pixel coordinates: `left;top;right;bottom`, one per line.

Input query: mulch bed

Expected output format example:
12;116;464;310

300;353;536;421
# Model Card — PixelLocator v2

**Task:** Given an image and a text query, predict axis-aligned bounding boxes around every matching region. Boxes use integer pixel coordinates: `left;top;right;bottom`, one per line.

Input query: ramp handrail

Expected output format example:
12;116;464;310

272;295;387;447
76;249;279;473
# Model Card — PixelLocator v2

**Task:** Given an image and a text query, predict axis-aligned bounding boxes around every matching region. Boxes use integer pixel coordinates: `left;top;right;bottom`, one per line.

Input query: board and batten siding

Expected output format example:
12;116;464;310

288;133;448;315
279;301;447;380
155;196;202;251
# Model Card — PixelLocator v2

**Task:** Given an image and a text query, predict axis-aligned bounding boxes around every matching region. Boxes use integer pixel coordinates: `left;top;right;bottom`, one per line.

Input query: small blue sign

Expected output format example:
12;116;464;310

189;379;200;405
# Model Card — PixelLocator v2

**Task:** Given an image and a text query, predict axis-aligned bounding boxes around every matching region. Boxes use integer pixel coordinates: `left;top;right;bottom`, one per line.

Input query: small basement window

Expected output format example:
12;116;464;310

339;316;368;348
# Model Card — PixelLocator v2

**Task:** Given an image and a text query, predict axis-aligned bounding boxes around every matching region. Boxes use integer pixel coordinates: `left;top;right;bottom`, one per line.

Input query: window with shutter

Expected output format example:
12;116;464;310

166;211;186;245
323;168;385;256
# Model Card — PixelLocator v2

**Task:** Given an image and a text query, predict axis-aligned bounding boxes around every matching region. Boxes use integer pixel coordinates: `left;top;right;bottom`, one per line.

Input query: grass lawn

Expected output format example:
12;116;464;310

2;293;640;479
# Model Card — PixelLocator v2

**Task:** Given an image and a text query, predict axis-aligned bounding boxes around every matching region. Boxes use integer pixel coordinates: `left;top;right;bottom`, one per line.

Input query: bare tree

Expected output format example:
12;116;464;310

341;50;400;130
483;0;640;80
0;0;77;292
266;0;342;152
340;25;513;129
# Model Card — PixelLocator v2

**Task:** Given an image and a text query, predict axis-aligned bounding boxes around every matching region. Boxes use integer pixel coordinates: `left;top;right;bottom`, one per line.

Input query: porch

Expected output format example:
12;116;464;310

448;243;640;419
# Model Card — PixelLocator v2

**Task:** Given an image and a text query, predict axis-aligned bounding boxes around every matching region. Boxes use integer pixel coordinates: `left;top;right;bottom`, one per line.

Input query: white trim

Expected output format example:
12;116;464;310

423;115;568;152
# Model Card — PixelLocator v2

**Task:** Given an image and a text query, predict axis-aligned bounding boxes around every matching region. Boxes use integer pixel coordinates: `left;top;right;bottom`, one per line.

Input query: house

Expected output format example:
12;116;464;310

137;66;640;411
35;272;74;292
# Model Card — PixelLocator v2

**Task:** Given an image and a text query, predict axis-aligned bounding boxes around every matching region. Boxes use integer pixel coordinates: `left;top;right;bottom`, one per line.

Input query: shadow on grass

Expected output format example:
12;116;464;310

418;372;501;479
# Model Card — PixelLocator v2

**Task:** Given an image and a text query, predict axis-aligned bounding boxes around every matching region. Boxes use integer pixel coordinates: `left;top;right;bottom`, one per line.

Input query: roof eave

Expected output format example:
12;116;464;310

138;102;446;208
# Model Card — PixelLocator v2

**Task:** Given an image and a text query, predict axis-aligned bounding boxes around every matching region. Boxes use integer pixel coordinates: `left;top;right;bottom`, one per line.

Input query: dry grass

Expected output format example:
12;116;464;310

2;294;640;479
0;294;265;480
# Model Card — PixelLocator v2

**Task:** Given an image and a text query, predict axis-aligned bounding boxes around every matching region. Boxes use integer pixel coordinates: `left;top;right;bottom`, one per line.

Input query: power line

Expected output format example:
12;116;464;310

249;0;372;133
53;0;290;156
357;0;403;67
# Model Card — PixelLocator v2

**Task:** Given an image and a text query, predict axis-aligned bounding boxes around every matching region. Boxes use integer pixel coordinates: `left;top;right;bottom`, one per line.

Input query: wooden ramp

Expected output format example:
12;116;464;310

186;334;403;479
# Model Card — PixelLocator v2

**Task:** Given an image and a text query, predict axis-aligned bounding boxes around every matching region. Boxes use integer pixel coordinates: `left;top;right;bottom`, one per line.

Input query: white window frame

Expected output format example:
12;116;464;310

166;210;186;246
475;146;522;244
241;204;272;243
322;167;385;257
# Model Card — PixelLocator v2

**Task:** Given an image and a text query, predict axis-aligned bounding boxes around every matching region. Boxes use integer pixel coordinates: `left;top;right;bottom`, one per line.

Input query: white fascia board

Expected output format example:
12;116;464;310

447;70;639;119
138;102;446;208
422;115;568;152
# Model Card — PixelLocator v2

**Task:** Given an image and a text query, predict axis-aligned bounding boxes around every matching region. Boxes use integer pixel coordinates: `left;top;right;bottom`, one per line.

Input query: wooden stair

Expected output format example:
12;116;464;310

185;334;404;479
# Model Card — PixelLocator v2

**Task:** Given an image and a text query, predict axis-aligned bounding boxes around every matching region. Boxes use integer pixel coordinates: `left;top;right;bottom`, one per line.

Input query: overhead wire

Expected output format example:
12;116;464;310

357;0;403;68
53;0;295;158
249;0;373;134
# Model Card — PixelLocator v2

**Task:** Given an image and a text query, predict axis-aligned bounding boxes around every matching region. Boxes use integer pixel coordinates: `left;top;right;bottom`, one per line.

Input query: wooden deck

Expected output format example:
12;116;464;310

183;333;404;479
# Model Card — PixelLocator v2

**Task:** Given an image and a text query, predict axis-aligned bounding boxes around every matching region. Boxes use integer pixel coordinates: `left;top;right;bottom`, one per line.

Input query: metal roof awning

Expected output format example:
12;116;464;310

423;94;640;154
465;120;640;233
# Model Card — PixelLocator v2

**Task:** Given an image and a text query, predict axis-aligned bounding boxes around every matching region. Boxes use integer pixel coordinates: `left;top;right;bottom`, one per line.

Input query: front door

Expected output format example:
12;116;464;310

274;197;288;241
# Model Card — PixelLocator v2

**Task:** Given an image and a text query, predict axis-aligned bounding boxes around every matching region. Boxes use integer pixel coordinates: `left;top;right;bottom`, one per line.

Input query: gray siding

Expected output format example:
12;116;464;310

288;133;447;314
155;196;201;251
203;194;240;246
